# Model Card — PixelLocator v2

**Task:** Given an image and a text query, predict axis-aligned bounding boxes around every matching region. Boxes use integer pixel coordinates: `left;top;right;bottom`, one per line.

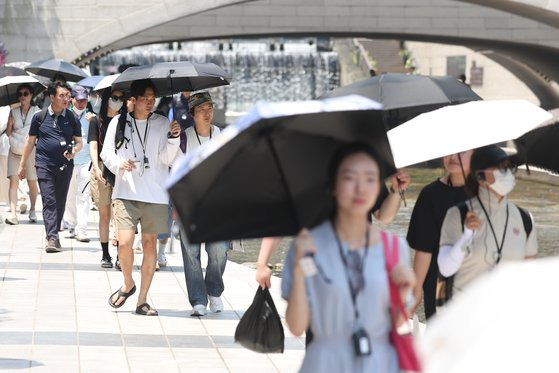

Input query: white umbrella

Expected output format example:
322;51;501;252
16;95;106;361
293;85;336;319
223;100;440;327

387;100;553;168
420;257;559;373
93;74;120;91
0;75;46;106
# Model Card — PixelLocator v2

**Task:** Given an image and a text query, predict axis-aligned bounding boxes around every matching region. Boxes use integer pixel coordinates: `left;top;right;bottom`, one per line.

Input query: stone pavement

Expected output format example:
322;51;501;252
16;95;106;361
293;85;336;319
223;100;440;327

0;203;305;372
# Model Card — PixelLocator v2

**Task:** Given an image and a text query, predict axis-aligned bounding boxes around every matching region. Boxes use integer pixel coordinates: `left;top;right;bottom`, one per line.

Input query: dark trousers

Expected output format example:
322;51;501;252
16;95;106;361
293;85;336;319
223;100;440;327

36;165;73;240
423;264;438;319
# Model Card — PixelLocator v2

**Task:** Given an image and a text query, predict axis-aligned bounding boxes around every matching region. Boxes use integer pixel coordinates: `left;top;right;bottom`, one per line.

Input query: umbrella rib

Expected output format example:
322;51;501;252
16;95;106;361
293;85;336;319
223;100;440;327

265;132;301;229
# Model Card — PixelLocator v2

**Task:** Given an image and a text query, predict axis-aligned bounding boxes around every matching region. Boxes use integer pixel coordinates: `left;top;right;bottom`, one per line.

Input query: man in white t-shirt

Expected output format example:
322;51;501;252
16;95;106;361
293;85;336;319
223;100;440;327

101;79;181;316
179;91;229;316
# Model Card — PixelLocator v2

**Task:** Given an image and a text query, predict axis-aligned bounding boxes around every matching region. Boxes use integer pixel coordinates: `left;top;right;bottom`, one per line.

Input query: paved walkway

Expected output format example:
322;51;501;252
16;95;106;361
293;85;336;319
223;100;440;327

0;203;305;372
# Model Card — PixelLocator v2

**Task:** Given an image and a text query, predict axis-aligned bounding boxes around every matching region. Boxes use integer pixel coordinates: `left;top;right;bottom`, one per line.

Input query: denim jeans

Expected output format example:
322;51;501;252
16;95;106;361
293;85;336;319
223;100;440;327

180;233;229;307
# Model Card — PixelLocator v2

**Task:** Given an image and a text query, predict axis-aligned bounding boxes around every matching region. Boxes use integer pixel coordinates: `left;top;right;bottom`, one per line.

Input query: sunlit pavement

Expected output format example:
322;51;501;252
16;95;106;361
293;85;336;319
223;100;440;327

0;202;304;372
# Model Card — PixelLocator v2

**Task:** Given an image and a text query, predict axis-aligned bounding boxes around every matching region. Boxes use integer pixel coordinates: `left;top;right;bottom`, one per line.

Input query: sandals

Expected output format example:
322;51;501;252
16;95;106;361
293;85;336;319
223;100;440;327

136;303;158;316
108;285;136;309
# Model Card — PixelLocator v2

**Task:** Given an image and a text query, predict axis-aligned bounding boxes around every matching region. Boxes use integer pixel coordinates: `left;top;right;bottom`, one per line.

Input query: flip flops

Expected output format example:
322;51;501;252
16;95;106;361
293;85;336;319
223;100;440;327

108;285;136;309
136;303;158;316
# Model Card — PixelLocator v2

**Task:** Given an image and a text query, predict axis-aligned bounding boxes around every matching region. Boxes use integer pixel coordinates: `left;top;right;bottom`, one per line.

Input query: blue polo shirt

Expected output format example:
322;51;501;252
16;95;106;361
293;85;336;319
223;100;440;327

28;106;82;169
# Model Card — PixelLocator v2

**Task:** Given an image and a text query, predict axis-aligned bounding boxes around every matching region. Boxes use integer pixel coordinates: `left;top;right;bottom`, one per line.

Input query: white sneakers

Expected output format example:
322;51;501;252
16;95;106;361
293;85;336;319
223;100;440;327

157;252;167;267
191;304;207;316
209;296;224;313
191;296;224;316
28;210;37;223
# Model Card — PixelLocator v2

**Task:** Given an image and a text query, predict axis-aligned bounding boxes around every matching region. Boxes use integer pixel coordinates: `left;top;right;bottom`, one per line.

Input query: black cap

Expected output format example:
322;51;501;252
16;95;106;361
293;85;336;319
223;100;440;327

470;145;517;173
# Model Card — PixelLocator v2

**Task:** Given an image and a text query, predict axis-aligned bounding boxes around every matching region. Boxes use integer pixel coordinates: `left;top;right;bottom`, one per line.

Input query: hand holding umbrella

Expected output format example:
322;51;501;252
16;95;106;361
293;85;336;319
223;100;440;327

168;120;181;138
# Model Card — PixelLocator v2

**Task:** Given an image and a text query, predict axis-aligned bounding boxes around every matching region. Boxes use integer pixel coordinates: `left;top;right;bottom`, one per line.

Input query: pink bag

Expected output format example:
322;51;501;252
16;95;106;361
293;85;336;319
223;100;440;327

381;231;422;372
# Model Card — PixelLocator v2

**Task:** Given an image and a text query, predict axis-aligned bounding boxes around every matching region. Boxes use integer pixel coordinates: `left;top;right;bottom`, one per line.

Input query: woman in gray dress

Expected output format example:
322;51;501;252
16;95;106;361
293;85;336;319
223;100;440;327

282;143;415;373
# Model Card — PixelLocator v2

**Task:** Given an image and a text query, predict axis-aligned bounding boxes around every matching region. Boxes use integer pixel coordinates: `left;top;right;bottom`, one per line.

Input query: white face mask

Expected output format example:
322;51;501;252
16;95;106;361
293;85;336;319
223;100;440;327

89;95;101;113
108;97;123;112
490;169;516;196
73;106;85;116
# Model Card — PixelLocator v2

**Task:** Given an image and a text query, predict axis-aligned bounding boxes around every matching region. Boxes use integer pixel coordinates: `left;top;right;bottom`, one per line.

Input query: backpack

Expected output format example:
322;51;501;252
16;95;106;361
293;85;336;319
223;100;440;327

436;201;533;307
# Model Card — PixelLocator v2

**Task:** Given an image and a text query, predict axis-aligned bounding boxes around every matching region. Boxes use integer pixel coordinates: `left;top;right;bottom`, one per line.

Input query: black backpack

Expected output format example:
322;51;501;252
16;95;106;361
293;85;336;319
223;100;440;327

437;201;533;306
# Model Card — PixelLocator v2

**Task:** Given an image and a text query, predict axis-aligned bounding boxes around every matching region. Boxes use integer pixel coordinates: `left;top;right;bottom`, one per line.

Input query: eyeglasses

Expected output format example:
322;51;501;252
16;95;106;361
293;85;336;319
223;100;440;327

110;95;124;102
18;91;30;98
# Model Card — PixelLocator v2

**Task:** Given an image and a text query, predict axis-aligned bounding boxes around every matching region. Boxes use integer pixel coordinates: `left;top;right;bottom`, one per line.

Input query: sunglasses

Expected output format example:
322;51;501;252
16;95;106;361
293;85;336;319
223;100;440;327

110;95;124;102
18;91;30;97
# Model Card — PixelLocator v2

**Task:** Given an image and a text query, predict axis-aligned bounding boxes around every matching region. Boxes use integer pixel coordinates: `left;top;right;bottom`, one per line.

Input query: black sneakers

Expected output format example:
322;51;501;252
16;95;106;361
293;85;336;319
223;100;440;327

101;255;113;268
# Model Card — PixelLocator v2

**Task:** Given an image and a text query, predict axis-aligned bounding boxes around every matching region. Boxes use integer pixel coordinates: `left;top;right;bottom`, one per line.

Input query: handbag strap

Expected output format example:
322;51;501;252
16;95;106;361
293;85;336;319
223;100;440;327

381;231;410;328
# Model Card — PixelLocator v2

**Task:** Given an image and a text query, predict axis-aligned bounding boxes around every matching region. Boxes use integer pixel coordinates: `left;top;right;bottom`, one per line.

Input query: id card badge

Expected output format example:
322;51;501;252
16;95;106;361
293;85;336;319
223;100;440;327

299;255;318;277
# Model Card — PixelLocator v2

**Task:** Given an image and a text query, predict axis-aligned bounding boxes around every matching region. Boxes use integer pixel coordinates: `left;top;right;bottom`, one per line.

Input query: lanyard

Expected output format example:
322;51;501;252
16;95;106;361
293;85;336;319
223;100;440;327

20;107;30;127
132;116;150;155
476;196;509;265
193;126;211;145
332;222;370;320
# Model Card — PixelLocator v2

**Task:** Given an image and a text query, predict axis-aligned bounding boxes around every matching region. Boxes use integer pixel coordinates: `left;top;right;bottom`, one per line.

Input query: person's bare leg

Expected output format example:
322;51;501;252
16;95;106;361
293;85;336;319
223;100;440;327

98;205;111;243
28;180;38;211
8;176;18;217
111;229;135;305
138;233;157;307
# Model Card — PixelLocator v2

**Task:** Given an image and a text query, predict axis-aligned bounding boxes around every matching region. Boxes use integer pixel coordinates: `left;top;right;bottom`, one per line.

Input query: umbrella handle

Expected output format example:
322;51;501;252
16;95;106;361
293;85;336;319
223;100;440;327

398;189;407;208
168;69;176;122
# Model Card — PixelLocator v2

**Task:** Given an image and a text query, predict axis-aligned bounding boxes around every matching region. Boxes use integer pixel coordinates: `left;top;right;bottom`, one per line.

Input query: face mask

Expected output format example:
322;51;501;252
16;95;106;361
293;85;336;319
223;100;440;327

108;97;123;112
73;106;85;116
490;169;516;196
89;95;101;113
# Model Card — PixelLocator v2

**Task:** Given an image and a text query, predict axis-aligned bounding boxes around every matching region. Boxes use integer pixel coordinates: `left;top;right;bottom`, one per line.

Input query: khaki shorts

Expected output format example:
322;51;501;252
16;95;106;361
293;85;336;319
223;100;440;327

113;199;168;234
7;149;36;180
90;161;112;207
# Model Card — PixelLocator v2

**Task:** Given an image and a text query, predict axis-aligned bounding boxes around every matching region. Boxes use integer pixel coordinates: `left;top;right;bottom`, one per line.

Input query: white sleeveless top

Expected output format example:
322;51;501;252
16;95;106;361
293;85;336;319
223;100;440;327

9;106;40;155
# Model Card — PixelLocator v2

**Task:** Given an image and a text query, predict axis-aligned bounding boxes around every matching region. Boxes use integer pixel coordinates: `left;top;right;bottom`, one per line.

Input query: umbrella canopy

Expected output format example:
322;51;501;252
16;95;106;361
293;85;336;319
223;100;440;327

0;75;46;107
112;61;230;96
0;66;28;79
167;95;395;243
420;257;559;373
323;74;481;128
321;73;482;129
514;121;559;175
387;99;553;168
93;74;120;92
76;75;104;89
24;58;89;82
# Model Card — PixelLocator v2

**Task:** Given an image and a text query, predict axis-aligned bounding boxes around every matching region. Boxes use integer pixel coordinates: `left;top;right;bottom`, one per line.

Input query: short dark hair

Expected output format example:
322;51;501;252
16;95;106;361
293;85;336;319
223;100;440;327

130;79;157;98
17;84;34;95
326;142;385;219
47;81;71;97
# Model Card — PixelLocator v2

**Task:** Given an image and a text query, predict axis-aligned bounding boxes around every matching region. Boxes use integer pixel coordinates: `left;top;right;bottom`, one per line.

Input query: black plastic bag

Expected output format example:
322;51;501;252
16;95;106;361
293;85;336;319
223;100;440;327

234;287;284;353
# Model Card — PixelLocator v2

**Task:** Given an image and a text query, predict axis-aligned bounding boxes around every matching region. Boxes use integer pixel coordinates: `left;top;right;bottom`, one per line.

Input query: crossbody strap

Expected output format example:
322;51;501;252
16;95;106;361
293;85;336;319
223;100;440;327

381;231;410;327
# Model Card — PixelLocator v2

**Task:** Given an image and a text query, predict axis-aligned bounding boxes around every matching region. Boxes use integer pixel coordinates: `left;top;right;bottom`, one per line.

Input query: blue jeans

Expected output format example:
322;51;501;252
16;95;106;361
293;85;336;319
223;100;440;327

180;233;229;307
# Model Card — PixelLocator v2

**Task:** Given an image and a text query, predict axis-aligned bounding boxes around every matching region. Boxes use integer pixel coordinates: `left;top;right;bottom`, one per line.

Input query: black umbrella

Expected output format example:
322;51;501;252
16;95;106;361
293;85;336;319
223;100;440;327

0;66;28;79
514;121;559;175
0;75;46;107
24;58;89;82
167;95;395;243
113;61;230;121
321;73;482;129
112;61;230;96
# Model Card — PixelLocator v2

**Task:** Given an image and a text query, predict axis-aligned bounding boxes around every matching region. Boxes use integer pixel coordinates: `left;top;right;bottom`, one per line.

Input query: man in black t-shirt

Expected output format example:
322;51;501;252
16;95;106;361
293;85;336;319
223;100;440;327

18;82;83;252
